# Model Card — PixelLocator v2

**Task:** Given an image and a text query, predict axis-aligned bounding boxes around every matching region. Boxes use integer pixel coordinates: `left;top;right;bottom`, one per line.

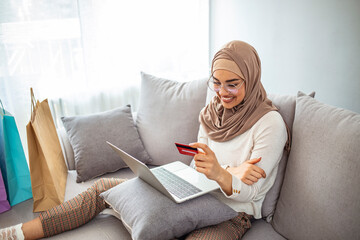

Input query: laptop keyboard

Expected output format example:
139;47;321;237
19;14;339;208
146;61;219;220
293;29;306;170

152;168;202;199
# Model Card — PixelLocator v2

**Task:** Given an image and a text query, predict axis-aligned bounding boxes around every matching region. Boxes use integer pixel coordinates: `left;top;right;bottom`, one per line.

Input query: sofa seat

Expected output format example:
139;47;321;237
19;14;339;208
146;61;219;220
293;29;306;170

63;169;137;201
0;166;286;240
243;220;286;240
60;168;283;240
59;168;285;240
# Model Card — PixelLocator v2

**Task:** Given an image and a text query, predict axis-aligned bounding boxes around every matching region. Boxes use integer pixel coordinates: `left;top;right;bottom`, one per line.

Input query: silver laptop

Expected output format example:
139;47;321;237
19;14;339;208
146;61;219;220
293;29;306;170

107;141;219;203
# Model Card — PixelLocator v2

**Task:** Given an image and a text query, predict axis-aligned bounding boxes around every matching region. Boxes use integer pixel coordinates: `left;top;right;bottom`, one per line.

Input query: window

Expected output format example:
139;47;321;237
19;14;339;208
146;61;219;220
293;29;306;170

0;0;209;155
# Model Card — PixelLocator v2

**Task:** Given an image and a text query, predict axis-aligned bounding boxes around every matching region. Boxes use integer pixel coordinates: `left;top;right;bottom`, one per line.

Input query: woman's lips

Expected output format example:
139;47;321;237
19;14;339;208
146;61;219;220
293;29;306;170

221;96;235;103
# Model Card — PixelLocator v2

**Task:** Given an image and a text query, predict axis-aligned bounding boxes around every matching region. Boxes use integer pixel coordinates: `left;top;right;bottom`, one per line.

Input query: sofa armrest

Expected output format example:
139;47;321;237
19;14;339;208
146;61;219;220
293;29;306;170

57;127;75;170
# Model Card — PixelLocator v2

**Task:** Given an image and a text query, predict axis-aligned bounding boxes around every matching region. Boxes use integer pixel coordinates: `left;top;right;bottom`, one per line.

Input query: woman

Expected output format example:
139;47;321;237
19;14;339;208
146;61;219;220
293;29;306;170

185;40;288;239
0;40;288;240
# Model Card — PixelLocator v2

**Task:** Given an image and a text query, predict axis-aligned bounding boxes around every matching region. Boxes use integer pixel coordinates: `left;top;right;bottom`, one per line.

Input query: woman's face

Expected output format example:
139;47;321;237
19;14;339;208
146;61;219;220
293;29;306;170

212;69;246;109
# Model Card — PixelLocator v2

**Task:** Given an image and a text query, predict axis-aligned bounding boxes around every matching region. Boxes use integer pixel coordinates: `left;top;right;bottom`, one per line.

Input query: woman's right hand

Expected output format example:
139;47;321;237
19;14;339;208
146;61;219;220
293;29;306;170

227;157;266;185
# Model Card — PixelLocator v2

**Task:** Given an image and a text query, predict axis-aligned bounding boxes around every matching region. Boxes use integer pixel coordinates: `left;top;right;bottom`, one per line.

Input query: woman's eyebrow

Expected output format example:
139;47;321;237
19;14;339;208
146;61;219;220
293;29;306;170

225;79;242;83
213;76;242;83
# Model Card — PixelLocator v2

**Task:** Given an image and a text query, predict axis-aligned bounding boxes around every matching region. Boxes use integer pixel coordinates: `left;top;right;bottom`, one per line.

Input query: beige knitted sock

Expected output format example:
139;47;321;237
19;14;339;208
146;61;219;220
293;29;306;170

0;223;25;240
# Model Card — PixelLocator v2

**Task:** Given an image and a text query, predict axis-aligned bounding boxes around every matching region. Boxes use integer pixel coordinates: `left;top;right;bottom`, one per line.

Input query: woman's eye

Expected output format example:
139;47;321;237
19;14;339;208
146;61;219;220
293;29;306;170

213;81;221;86
228;84;238;88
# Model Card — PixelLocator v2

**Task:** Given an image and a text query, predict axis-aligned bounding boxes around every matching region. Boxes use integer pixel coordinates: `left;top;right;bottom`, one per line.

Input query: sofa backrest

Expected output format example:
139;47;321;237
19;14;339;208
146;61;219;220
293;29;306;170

58;82;306;222
272;92;360;240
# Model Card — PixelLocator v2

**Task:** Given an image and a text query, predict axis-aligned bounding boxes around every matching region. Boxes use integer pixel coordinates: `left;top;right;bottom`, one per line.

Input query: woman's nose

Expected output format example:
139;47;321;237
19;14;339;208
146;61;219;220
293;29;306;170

219;85;228;95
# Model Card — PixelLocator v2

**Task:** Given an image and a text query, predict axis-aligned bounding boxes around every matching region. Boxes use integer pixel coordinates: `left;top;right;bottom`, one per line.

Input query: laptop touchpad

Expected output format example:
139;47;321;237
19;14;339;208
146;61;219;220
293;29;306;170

174;168;201;184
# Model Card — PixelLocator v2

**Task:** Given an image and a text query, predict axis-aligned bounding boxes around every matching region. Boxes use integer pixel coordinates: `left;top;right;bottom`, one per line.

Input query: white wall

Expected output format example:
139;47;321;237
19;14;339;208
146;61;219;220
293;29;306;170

210;0;360;113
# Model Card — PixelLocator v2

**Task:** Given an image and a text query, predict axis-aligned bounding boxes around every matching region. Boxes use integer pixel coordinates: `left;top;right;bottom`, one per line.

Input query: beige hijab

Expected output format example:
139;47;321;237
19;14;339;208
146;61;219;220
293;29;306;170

200;40;290;151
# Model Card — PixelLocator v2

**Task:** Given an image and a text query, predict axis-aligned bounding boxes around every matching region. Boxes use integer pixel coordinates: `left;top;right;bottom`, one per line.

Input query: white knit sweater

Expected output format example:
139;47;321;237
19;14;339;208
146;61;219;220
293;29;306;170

191;111;287;219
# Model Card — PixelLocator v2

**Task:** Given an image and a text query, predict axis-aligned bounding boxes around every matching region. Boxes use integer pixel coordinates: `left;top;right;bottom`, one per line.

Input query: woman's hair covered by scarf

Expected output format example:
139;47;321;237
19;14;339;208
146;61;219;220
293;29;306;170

200;40;290;152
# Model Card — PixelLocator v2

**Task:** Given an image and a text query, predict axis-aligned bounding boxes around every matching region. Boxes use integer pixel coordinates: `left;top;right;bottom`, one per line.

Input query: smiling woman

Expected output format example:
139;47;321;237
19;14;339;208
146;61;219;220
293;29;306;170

0;0;209;155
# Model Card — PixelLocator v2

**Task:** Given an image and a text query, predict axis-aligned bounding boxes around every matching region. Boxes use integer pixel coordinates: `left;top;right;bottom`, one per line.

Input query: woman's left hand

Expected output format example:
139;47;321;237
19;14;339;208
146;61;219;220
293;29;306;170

189;142;223;182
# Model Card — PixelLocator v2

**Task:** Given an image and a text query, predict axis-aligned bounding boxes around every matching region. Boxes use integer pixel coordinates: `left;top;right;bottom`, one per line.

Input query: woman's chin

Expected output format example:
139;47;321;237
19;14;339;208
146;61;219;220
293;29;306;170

221;101;235;109
221;98;243;109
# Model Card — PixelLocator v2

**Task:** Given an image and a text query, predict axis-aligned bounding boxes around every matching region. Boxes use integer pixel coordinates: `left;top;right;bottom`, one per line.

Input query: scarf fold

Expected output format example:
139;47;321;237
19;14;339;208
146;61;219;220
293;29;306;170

200;41;291;152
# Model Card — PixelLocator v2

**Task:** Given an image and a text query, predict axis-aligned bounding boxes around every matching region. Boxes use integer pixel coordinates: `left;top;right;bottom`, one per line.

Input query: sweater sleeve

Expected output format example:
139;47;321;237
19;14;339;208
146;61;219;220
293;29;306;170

220;112;288;203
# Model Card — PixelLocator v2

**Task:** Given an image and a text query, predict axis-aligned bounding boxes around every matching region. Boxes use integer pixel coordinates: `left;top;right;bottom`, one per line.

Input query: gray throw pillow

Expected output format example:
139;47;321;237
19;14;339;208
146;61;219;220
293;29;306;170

136;72;207;166
61;105;151;182
262;92;315;221
100;178;238;240
272;92;360;240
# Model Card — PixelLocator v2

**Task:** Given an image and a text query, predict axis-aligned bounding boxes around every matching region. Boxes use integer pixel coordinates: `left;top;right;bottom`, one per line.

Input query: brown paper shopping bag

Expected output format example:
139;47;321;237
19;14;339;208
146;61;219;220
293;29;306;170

26;88;68;212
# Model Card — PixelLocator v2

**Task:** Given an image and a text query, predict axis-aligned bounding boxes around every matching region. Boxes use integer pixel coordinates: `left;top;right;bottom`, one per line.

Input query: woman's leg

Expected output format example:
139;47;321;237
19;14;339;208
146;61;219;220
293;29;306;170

39;178;125;238
1;178;125;240
184;212;252;240
22;218;44;240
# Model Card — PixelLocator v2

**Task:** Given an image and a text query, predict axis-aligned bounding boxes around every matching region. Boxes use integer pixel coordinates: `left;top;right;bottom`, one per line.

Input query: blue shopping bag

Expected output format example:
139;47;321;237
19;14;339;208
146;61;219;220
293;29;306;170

0;100;32;206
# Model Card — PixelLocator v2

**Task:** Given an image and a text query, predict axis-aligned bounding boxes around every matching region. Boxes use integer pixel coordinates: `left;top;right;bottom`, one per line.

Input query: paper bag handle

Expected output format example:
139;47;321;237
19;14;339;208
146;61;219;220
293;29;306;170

30;88;38;120
30;88;37;109
0;99;5;115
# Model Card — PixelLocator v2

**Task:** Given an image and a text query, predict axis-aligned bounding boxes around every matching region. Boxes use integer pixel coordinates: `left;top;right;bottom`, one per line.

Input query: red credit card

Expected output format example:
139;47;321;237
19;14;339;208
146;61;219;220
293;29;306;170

175;143;198;156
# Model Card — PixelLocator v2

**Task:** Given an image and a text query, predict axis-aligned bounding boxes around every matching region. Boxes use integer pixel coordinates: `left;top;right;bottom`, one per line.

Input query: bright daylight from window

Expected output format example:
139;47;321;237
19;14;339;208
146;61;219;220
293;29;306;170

0;0;209;153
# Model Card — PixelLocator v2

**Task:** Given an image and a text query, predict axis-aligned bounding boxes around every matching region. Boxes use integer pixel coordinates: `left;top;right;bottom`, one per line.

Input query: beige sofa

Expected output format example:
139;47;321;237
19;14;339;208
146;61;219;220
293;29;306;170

1;73;359;239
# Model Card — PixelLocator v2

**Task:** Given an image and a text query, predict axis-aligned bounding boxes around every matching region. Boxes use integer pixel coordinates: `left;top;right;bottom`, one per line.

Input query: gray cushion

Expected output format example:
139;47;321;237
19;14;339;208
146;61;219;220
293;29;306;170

261;93;314;221
100;178;238;240
57;112;139;171
262;92;315;221
272;92;360;240
136;72;207;166
268;91;315;132
261;94;297;221
61;105;151;182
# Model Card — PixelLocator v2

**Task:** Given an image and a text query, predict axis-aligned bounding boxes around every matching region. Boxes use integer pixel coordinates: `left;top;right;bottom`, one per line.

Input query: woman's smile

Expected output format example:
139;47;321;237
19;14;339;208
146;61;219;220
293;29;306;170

221;95;236;104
